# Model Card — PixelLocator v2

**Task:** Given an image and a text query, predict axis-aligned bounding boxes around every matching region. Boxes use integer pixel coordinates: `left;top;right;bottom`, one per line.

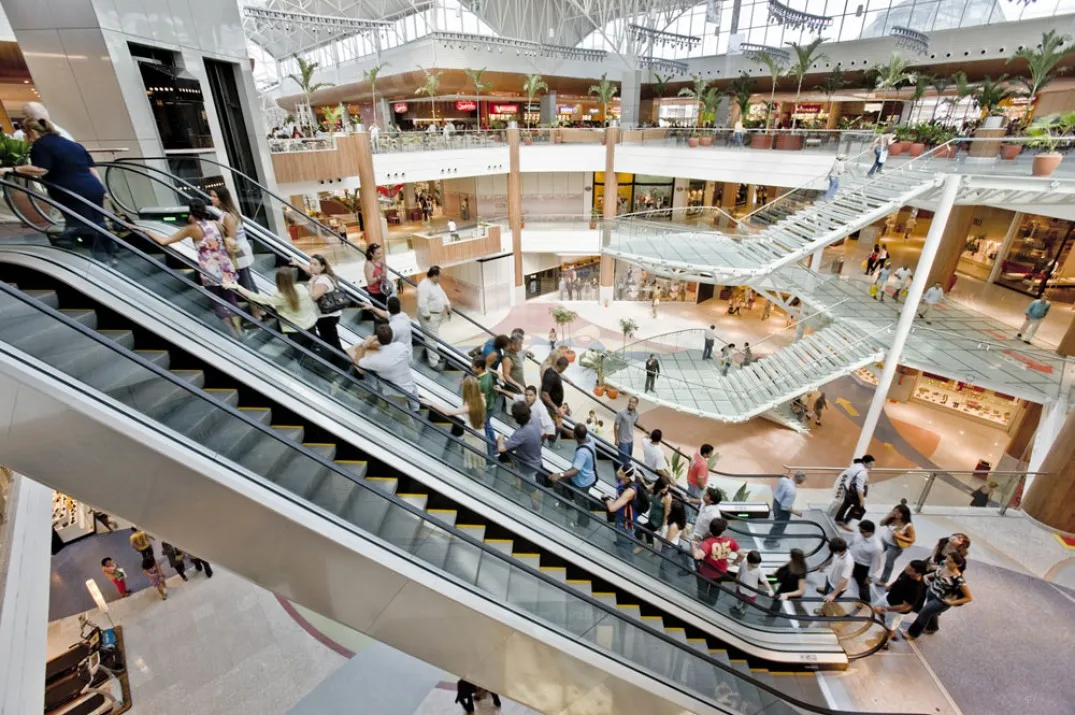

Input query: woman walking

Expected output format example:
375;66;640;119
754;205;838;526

905;552;972;639
878;503;916;585
145;198;242;337
363;243;389;325
427;376;488;474
291;254;347;354
210;187;263;320
225;268;319;354
637;476;672;554
658;500;690;579
142;554;167;600
769;548;808;615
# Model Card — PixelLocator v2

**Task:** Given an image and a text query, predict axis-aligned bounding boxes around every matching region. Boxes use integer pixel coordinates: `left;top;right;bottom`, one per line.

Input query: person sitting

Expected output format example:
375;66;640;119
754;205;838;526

349;324;418;410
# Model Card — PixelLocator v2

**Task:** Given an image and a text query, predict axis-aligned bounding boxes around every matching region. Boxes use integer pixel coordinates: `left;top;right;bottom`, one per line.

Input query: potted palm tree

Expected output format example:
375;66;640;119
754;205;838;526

699;87;723;146
0;135;33;224
1027;112;1075;176
975;74;1016;129
589;73;618;130
782;37;828;150
814;66;847;126
871;52;916;146
522;73;548;137
929;75;950;122
891;124;915;155
464;67;490;128
619;317;639;353
1009;30;1075;123
550;306;579;359
753;52;785;149
726;72;756;131
288;55;335;130
415;66;443;122
678;74;710;147
362;62;387;128
589;208;599;230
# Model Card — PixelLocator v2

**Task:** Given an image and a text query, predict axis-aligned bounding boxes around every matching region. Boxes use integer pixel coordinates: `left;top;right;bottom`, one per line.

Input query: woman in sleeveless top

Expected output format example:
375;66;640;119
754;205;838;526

210;187;263;320
145;198;241;336
363;243;388;326
879;503;916;585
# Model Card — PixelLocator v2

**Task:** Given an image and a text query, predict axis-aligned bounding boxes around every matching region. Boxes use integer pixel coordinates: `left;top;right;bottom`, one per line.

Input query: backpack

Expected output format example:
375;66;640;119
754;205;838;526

633;478;651;516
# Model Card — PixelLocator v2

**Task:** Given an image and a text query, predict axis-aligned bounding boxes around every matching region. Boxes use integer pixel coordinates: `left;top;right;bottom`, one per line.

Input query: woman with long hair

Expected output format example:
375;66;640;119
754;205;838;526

425;376;487;473
225;267;318;352
879;503;916;586
363;243;389;323
209;186;263;320
290;253;345;353
144;198;242;336
16;117;113;262
769;548;808;615
658;499;691;580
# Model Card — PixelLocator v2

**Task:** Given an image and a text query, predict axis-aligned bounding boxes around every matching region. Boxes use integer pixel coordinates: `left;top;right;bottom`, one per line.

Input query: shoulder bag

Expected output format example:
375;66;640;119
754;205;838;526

316;276;351;314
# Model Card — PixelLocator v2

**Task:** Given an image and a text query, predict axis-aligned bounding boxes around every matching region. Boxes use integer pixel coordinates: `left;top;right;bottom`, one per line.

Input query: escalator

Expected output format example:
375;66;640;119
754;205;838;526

0;258;914;715
0;176;900;676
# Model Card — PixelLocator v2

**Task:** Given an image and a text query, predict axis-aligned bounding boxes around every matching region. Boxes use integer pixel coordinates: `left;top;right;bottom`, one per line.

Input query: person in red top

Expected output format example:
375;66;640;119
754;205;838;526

687;443;714;501
692;517;742;606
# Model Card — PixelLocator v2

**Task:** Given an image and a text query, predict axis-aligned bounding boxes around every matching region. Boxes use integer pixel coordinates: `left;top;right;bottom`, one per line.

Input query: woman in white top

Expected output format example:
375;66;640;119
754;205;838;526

225;268;319;353
210;187;262;321
424;376;487;474
290;253;346;354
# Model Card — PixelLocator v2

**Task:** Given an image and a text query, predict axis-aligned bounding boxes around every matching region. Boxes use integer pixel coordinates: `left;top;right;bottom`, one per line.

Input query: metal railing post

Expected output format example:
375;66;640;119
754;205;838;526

915;471;937;513
998;473;1025;516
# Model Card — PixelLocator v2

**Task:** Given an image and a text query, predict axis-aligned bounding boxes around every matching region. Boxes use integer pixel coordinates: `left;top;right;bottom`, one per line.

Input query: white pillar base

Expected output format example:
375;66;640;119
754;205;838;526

599;285;613;305
511;284;527;307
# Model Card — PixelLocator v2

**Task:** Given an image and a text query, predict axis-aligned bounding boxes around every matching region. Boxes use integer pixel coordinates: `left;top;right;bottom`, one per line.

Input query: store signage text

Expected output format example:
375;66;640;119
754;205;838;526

491;103;519;114
393;102;409;113
794;103;822;113
455;100;477;111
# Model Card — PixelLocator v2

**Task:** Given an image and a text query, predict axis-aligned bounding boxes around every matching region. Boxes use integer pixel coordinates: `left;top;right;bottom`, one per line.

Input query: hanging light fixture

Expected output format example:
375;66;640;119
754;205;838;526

890;26;930;56
740;43;790;65
767;0;833;33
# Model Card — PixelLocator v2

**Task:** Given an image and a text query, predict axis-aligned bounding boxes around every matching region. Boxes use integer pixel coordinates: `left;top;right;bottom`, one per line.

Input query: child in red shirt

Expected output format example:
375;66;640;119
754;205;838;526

692;517;741;606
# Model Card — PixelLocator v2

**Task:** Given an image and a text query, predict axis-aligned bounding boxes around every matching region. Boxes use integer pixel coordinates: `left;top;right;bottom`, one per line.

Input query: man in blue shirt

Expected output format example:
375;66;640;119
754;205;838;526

765;470;806;548
1016;297;1051;344
548;424;598;528
497;402;544;506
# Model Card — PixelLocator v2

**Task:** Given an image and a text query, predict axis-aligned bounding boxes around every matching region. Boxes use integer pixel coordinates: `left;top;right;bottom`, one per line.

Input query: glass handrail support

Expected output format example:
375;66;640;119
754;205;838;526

0;178;890;656
0;281;915;715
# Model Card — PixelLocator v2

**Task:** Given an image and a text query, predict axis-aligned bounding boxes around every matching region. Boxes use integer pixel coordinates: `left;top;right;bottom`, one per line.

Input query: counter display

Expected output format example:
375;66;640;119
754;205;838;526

911;374;1021;430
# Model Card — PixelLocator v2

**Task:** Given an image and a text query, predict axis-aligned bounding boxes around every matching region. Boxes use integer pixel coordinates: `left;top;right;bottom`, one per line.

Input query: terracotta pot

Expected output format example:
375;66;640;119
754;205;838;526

1000;143;1023;160
909;142;926;157
1033;152;1063;177
774;134;803;151
593;385;606;397
523;136;533;145
933;144;957;159
687;137;700;148
750;133;774;149
699;136;713;147
889;141;908;156
605;388;619;399
588;221;597;229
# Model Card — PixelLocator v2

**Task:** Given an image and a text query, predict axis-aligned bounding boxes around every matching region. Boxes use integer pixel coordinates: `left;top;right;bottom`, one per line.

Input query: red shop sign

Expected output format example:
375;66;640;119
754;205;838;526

795;103;822;113
455;100;477;111
491;103;518;114
392;102;409;113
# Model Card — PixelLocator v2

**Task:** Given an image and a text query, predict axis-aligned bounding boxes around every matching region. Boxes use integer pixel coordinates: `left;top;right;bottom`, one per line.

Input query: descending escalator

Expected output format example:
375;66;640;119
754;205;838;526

0;264;913;715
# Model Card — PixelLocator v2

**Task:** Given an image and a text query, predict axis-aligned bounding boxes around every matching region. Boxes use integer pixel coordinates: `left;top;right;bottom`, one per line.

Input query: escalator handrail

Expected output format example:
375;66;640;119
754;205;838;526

96;161;782;525
108;159;787;497
0;177;890;648
0;277;910;713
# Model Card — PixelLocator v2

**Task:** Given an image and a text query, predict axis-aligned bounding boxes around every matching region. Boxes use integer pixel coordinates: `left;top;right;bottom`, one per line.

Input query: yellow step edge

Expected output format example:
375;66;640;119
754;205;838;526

204;388;235;392
427;508;456;514
665;627;685;631
616;604;640;609
688;638;707;643
97;329;128;333
591;591;615;597
730;659;748;664
708;648;727;653
769;672;797;677
641;615;662;621
271;425;304;430
238;406;270;411
365;476;395;481
512;552;540;558
134;349;167;352
302;442;337;447
565;579;590;584
457;524;484;529
750;668;767;673
170;369;202;373
484;538;513;543
336;460;367;464
539;566;565;571
397;493;428;498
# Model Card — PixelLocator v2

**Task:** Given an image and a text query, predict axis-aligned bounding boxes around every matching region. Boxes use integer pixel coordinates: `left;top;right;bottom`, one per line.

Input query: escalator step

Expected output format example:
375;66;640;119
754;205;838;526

333;460;368;480
22;289;59;309
474;549;512;600
237;406;273;425
124;369;203;419
231;430;299;482
270;425;305;442
376;496;427;549
273;444;335;497
442;533;483;585
134;350;171;370
425;508;457;527
58;309;97;329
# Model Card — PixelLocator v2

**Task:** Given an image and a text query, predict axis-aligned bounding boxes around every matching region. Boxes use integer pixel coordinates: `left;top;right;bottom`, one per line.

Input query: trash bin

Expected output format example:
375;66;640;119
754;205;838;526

830;256;844;275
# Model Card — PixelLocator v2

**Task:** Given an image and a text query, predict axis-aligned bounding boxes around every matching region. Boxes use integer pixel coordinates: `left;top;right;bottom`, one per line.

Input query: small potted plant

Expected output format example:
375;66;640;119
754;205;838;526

687;129;701;148
605;385;619;399
930;127;958;159
908;124;928;157
619;317;638;353
1001;138;1023;160
890;125;914;155
0;135;38;224
580;349;608;395
1027;112;1075;176
522;129;533;145
550;306;579;358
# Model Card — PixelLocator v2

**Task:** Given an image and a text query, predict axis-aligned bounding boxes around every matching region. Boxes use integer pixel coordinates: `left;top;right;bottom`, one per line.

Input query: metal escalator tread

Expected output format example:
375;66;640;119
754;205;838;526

22;289;59;309
442;525;484;585
476;539;514;600
271;443;336;497
376;493;428;549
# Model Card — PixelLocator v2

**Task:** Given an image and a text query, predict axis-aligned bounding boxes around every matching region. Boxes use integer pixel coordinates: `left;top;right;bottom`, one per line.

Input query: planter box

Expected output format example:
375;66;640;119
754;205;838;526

908;142;926;157
774;134;803;151
750;133;773;149
932;145;957;159
1000;144;1022;160
889;141;908;156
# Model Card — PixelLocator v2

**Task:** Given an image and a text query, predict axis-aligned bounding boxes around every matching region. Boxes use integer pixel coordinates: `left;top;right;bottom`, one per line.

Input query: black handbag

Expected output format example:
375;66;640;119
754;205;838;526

316;278;351;314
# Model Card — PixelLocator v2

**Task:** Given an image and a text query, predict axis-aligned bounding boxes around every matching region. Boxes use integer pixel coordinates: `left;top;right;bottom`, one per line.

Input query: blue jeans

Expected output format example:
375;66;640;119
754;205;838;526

687;484;702;500
484;417;497;458
880;541;903;584
907;595;950;637
766;503;792;544
823;176;839;201
618;440;633;468
702;339;714;359
867;157;884;176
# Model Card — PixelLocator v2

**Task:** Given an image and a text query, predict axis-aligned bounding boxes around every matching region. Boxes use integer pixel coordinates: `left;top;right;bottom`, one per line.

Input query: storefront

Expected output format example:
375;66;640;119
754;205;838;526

526;257;601;300
994;216;1075;301
592;173;674;217
612;260;698;303
53;492;108;544
911;372;1026;433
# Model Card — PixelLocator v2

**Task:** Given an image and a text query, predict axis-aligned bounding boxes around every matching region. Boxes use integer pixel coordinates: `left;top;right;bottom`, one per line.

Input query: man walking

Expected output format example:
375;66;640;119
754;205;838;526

687;443;715;501
702;324;717;360
417;265;451;369
718;343;735;376
614;396;640;468
1016;296;1051;343
765;470;806;548
919;282;944;324
541;356;569;443
644;353;660;393
892;265;912;302
848;519;883;600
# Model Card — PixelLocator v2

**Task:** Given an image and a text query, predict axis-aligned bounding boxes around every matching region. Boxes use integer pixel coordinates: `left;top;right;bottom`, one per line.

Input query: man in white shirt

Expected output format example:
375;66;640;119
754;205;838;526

642;429;670;478
417;265;451;369
892;265;912;302
11;122;24;141
702;324;716;360
447;218;459;241
513;385;556;440
816;536;855;613
352;324;418;411
691;486;724;548
24;102;74;141
919;282;944;324
366;296;413;349
369;123;380;152
847;520;883;600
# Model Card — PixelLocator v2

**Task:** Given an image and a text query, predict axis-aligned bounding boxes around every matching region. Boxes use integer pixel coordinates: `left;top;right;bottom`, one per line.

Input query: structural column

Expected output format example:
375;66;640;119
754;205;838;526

1058;317;1075;357
599;127;620;302
354;127;384;248
987;211;1024;284
925;204;975;287
718;182;738;229
854;175;962;458
507;123;525;305
1022;406;1075;532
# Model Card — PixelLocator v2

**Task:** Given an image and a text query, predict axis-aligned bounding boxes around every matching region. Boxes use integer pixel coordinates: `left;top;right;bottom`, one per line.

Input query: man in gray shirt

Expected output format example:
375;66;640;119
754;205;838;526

497;402;544;504
614;396;640;469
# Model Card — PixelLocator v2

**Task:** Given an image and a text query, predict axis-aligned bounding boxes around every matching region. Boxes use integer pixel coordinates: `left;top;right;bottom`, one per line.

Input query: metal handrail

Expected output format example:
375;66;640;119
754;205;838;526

1;282;903;713
2;177;881;642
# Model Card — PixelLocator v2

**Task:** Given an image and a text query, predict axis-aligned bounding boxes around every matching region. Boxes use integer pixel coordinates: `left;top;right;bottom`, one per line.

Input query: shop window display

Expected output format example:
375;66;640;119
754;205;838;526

912;374;1023;431
996;215;1075;302
613;261;697;303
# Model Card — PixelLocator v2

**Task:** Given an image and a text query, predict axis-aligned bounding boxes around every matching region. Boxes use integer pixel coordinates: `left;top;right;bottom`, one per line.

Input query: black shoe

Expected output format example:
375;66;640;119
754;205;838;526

180;574;188;581
204;566;214;578
1016;333;1022;339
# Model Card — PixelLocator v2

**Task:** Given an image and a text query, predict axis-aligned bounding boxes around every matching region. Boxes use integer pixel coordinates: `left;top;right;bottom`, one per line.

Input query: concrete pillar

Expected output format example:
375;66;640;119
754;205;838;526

854;175;962;458
354;127;384;248
672;177;689;212
718;181;738;229
925;204;976;287
1023;405;1075;531
0;101;13;134
1057;316;1075;357
1006;402;1042;463
507;124;524;304
745;185;757;213
540;91;558;126
810;249;824;272
599;127;620;301
403;183;417;211
987;211;1023;284
620;70;642;128
826;102;842;129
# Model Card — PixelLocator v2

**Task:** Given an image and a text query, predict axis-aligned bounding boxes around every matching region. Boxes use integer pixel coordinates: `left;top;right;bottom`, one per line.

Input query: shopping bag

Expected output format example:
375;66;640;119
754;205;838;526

861;259;868;270
900;288;908;299
869;284;878;297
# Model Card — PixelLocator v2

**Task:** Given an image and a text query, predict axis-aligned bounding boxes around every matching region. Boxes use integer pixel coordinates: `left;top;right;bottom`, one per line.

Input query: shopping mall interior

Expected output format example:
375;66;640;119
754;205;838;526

2;2;1075;715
